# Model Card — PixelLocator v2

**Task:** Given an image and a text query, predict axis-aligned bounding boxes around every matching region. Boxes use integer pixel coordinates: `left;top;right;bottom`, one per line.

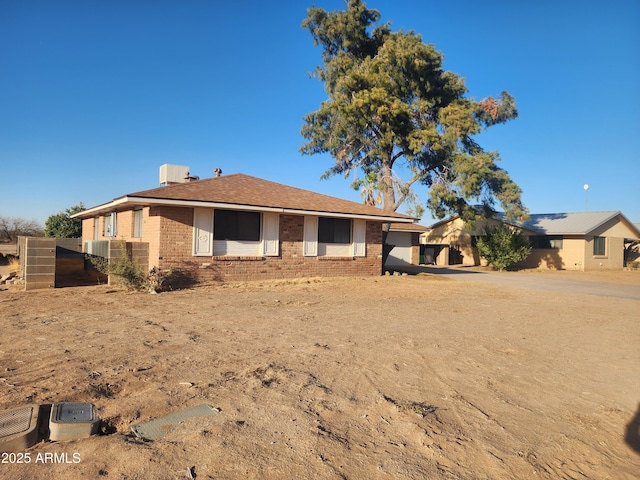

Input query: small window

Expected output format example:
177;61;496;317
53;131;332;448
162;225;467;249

530;235;563;249
549;237;563;249
133;210;143;238
103;213;117;237
593;236;606;256
318;217;351;244
214;210;260;241
103;212;117;238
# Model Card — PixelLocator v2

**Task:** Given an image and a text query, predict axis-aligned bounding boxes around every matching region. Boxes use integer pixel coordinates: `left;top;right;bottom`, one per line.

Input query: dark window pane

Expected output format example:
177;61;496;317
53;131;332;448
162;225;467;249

593;236;605;255
530;235;562;249
214;210;260;241
318;217;351;244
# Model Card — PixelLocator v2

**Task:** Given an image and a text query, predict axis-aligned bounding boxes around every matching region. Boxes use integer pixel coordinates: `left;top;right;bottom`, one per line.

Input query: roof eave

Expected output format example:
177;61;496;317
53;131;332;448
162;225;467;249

72;196;417;223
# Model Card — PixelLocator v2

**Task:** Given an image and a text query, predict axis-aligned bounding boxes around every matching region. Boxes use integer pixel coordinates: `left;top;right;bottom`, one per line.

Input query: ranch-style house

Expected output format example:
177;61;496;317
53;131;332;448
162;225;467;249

73;165;417;284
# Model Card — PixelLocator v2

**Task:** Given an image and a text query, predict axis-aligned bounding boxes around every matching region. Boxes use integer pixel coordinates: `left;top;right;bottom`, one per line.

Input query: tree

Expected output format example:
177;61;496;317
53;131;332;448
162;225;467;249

0;215;43;243
476;224;531;271
301;0;528;224
44;203;85;238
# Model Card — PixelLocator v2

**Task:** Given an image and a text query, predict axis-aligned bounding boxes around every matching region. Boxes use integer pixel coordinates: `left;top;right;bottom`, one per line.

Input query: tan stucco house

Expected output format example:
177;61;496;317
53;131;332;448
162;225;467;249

73;167;417;285
422;211;640;271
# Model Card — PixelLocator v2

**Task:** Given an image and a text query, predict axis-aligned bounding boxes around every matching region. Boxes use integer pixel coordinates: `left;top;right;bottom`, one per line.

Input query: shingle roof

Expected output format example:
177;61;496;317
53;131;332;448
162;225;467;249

76;173;416;222
389;222;430;232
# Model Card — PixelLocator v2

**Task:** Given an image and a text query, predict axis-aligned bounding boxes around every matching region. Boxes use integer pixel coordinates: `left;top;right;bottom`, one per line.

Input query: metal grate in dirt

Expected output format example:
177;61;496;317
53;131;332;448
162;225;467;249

0;404;40;451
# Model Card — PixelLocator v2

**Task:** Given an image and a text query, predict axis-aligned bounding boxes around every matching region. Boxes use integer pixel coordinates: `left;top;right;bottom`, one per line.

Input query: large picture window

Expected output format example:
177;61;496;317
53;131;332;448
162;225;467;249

318;217;351;244
214;210;260;241
593;236;606;256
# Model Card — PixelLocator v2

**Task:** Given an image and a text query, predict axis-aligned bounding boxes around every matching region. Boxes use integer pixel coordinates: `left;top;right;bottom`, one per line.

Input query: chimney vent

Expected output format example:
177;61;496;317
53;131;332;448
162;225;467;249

184;172;200;182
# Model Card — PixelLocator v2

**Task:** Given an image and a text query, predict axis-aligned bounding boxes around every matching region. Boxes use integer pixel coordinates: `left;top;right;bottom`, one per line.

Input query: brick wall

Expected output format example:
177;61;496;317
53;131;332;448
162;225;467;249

148;209;383;286
81;217;95;244
81;207;386;286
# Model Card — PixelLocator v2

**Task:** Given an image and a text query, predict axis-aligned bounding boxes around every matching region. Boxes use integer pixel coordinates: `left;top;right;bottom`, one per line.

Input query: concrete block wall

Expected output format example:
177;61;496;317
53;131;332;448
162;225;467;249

23;237;56;290
106;240;150;286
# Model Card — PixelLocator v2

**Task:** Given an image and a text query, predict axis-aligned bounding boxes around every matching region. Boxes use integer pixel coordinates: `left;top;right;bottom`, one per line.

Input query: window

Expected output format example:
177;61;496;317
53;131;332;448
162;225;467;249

214;210;260;241
530;235;563;249
318;217;351;244
103;213;117;238
133;210;143;238
195;209;277;257
593;236;606;256
304;216;365;257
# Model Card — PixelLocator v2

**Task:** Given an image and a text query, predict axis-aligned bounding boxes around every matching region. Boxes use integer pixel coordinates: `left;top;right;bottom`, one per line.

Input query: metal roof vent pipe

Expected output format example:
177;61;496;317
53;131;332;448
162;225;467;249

214;168;222;177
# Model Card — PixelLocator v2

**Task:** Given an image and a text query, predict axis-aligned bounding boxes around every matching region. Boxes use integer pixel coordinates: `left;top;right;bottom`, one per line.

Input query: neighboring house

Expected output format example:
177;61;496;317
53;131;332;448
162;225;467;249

73;166;417;284
386;223;430;267
422;211;640;271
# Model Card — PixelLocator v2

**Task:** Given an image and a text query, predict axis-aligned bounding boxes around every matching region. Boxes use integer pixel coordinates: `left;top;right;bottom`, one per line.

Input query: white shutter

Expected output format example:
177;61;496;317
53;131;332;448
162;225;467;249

353;219;366;257
193;208;213;256
303;216;318;257
108;212;117;238
262;213;279;256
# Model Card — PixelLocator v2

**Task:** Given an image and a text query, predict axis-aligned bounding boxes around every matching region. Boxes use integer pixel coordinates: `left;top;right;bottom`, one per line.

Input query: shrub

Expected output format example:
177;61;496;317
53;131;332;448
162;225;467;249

90;244;172;293
476;224;532;271
8;256;19;274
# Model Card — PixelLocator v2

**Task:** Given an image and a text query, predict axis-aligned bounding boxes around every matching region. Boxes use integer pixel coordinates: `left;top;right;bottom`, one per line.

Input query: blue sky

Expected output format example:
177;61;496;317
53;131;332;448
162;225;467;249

1;0;639;226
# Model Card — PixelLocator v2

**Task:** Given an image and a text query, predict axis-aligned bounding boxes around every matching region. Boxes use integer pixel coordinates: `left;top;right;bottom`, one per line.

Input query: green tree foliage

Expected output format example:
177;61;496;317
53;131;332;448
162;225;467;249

44;203;85;238
301;0;528;222
476;224;531;271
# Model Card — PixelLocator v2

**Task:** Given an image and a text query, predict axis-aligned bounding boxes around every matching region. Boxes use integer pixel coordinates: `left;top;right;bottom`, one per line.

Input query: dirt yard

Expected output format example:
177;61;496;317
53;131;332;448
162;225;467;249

1;272;639;479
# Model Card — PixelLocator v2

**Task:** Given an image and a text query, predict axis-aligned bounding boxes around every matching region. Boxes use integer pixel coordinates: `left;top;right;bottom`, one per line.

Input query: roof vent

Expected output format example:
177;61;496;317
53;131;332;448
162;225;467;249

214;168;222;177
184;172;200;182
160;164;190;185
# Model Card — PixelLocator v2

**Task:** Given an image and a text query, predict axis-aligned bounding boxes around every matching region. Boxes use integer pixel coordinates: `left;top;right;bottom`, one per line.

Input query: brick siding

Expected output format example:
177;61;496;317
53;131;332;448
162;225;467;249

84;207;385;286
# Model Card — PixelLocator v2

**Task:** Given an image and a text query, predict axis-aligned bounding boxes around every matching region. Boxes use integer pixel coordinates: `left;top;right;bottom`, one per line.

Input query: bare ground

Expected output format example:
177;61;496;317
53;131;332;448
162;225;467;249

0;272;639;479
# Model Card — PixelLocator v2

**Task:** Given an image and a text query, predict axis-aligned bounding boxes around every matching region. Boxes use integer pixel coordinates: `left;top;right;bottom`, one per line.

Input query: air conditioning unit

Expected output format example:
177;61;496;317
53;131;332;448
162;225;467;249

160;164;190;185
84;240;109;258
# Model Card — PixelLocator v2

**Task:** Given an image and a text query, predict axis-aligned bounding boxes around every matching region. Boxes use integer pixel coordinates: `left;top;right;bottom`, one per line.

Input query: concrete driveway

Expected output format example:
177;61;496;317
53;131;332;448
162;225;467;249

394;265;640;301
